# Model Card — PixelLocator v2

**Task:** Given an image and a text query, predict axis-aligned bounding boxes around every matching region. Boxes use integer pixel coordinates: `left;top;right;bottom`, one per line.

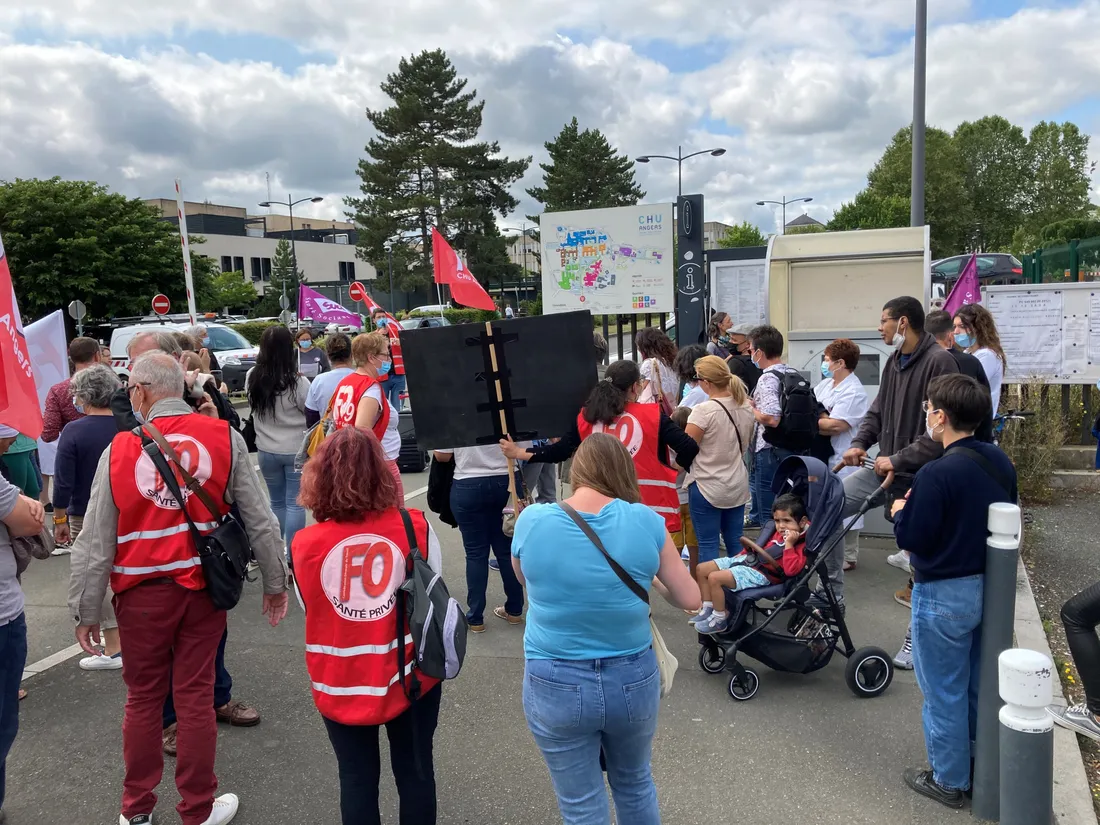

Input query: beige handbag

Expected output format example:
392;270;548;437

559;502;679;697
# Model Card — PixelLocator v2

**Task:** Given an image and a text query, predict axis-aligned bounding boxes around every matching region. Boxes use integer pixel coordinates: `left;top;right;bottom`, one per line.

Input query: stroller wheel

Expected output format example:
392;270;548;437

698;645;726;675
727;669;759;701
845;646;894;698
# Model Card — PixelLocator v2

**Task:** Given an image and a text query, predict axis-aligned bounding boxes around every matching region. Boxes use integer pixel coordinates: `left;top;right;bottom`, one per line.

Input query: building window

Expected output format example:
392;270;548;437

261;258;272;282
339;261;356;283
233;256;244;274
220;255;233;273
251;257;262;282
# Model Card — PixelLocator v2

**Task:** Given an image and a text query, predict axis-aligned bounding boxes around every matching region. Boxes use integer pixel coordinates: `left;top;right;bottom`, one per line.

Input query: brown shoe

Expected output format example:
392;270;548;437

162;723;178;757
493;606;523;625
469;623;486;633
215;700;261;727
894;584;913;609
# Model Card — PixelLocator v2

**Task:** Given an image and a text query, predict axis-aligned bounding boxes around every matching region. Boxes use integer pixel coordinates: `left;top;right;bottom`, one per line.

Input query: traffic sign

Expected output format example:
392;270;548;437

348;281;368;303
279;293;290;311
67;300;86;320
152;294;171;316
279;309;294;326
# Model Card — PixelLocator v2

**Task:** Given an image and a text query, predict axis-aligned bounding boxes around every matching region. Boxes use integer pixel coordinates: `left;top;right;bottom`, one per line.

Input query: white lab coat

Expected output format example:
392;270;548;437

814;372;870;530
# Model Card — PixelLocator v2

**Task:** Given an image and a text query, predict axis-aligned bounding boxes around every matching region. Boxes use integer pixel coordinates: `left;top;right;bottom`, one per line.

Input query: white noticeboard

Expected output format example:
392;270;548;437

711;259;767;328
982;282;1100;384
540;203;675;315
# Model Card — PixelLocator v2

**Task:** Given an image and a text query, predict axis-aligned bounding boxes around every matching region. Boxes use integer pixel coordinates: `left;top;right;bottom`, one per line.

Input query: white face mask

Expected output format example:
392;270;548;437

890;321;906;349
925;410;943;441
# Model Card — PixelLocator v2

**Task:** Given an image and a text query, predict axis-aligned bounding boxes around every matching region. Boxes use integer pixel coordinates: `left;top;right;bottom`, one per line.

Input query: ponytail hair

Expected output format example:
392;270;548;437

583;360;639;425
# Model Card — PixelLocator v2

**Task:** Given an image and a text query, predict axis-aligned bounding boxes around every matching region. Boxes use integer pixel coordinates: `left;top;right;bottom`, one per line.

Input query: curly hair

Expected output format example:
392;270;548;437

634;326;677;368
299;427;398;522
674;344;707;383
954;304;1006;369
824;338;860;372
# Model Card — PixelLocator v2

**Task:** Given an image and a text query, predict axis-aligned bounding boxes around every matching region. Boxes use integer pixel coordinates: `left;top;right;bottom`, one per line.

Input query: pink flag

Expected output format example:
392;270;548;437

943;253;980;316
297;284;363;327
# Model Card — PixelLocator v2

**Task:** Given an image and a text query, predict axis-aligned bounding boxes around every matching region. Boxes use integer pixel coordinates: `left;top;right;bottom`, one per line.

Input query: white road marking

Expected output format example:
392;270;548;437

403;485;428;501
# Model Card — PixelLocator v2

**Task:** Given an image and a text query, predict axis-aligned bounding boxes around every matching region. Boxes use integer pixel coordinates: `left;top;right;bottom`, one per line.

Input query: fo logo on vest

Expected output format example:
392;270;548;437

592;413;643;457
332;384;356;427
134;434;213;510
320;534;405;622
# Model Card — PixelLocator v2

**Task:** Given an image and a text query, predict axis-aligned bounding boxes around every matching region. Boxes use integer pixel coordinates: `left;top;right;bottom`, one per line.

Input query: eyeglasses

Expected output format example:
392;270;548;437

921;401;941;413
126;382;150;395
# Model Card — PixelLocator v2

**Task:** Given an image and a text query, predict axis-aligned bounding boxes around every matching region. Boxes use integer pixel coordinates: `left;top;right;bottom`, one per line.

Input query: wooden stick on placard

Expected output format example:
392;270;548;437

485;321;521;510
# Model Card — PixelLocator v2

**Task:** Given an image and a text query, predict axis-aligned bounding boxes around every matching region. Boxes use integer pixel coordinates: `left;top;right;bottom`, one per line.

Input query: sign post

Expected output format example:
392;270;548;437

67;299;87;336
152;294;171;316
348;281;367;303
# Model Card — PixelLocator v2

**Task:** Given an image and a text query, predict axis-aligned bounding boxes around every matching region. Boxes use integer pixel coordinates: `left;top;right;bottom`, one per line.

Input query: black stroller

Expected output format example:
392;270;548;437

697;455;895;701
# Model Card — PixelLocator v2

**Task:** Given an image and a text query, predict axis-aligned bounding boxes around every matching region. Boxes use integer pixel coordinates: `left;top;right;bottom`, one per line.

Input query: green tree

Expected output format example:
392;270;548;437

346;49;530;291
865;126;972;258
458;221;520;290
527;118;645;214
251;238;301;317
828;190;911;231
786;224;826;236
953;115;1029;251
1019;121;1094;240
203;271;257;313
717;220;768;248
0;177;211;320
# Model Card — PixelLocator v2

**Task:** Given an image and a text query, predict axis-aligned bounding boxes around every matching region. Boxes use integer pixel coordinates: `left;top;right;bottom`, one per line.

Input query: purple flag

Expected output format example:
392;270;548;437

943;253;980;316
297;284;362;327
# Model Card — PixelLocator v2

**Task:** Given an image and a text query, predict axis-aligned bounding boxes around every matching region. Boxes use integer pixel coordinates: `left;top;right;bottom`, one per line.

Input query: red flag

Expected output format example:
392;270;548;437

943;253;980;316
357;289;399;326
431;227;496;311
0;233;43;439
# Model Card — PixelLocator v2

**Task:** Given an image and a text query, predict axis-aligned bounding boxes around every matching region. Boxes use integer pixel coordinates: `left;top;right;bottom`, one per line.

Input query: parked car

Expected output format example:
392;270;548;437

409;303;451;316
109;321;259;393
399;316;452;330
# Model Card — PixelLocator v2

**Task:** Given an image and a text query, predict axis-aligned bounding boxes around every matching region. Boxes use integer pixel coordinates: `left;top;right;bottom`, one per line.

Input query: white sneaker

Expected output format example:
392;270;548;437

51;544;72;556
80;652;122;671
119;813;153;824
200;793;239;825
886;550;911;573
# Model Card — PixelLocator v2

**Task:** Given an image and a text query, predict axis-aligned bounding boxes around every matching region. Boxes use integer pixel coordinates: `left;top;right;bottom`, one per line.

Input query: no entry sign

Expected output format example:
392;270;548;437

152;294;171;315
348;281;368;303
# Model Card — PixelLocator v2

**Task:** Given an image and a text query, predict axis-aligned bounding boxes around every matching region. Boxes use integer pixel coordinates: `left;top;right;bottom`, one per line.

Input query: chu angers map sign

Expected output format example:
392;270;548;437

540;203;675;315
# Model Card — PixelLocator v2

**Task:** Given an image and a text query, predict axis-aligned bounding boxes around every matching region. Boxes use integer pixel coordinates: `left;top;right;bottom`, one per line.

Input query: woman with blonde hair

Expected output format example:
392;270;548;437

952;304;1006;413
683;356;754;567
511;433;700;825
330;332;403;497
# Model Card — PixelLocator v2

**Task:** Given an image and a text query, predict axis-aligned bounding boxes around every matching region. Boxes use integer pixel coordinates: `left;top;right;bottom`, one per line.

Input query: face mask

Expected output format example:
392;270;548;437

201;337;211;347
377;360;392;376
820;361;833;379
299;340;312;349
750;351;761;367
925;410;943;441
376;318;387;328
73;398;85;415
890;324;906;348
954;332;974;349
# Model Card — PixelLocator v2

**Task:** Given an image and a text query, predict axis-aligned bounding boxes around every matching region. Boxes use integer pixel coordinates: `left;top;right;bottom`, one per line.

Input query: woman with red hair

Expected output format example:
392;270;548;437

293;426;443;825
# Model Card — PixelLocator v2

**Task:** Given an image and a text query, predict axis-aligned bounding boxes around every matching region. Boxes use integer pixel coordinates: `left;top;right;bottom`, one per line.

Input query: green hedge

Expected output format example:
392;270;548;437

231;320;281;344
407;308;500;325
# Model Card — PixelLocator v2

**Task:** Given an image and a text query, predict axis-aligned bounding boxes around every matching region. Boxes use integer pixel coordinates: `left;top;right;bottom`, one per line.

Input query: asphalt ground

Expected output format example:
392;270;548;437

10;467;966;825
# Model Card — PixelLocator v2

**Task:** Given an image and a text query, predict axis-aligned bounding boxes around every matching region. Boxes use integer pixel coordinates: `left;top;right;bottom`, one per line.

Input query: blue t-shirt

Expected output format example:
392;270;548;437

53;415;119;516
512;499;665;660
305;366;354;413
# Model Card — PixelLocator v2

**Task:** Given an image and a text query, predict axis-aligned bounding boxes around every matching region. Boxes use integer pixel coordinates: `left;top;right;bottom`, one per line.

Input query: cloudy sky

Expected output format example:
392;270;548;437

1;0;1098;235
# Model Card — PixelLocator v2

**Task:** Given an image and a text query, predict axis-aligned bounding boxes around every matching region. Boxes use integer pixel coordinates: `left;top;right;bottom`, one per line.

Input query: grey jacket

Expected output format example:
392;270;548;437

68;397;289;626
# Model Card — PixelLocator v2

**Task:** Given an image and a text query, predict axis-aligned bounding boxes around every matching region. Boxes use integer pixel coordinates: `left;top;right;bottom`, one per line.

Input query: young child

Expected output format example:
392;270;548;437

669;407;699;576
692;493;810;634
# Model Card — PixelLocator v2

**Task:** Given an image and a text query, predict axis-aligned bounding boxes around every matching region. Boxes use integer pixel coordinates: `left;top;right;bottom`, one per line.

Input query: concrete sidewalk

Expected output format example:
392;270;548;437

12;488;965;824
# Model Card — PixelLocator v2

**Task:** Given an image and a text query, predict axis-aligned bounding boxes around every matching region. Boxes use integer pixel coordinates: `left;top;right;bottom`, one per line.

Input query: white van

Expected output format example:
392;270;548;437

109;321;259;392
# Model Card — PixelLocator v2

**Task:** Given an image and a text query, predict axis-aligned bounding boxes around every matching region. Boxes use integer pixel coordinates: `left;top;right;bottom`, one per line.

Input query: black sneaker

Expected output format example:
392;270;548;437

807;592;845;617
903;768;965;809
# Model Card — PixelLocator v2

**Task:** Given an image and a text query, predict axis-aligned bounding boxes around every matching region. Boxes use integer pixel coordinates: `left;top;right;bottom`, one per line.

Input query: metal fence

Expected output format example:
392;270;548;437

1022;236;1100;283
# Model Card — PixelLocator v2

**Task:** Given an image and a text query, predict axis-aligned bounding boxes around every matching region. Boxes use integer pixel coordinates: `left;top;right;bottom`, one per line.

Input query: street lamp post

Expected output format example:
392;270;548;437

756;196;814;234
635;146;726;198
258;193;325;279
383;239;395;310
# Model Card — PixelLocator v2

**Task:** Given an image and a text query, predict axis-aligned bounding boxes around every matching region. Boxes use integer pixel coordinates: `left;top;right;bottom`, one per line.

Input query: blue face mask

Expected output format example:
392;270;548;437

298;340;312;349
376;318;388;328
820;360;833;379
377;360;392;376
201;336;211;347
954;332;974;349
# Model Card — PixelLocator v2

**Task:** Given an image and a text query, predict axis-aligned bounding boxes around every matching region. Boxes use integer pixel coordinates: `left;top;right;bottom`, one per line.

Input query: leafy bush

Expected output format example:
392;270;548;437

231;320;282;344
1000;381;1068;503
521;296;542;317
407;308;500;325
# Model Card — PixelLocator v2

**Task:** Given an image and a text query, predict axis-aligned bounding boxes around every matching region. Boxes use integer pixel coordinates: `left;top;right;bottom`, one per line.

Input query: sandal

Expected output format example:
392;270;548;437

843;561;857;572
17;688;26;701
493;606;523;625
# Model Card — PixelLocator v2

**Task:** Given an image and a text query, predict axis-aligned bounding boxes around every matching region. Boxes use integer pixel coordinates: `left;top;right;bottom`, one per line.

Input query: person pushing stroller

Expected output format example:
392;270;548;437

691;493;809;634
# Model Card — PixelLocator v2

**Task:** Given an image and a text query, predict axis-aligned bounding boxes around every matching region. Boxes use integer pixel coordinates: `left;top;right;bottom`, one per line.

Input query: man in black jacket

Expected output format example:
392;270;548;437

926;311;993;443
727;323;762;394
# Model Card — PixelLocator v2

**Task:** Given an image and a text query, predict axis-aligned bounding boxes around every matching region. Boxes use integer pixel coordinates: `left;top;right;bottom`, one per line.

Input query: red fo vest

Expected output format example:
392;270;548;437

576;401;681;533
331;372;391;440
293;508;440;725
382;322;405;377
109;414;233;594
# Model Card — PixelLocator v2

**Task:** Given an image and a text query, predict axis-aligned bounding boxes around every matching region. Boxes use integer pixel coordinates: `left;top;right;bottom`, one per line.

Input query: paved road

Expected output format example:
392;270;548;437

12;470;962;824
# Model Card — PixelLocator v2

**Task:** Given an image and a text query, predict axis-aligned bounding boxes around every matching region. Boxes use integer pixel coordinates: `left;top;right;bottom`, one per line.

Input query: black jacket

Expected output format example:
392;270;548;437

948;349;994;443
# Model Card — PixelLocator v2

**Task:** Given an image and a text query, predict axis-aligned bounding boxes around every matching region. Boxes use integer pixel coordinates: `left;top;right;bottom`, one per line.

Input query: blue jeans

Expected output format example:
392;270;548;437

911;575;983;792
450;475;524;625
258;451;305;558
687;483;744;564
0;613;28;810
383;373;407;410
524;647;661;825
162;626;232;728
749;446;793;525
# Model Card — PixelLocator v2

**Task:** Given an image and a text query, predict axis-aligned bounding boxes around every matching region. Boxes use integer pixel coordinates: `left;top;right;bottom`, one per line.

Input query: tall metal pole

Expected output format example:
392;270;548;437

781;197;787;235
387;244;395;311
677;145;683;199
911;0;927;227
288;193;299;275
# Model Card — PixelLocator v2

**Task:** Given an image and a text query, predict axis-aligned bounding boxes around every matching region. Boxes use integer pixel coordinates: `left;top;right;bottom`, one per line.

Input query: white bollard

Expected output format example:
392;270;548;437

998;648;1054;825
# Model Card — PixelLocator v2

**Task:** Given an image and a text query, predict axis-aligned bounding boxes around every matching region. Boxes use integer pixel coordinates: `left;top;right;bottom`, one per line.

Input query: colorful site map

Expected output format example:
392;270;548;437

540;204;675;315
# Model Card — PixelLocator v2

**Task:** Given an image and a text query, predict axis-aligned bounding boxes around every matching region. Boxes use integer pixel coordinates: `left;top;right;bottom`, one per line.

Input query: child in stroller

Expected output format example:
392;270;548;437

690;493;810;634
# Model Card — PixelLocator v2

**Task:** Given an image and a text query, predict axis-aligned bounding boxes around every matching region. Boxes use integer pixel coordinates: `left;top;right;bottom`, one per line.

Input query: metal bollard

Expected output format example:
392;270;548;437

972;502;1023;821
998;649;1054;825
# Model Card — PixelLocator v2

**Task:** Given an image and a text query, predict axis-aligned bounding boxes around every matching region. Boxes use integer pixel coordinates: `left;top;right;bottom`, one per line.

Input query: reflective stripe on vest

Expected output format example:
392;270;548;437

305;635;414;657
112;556;202;575
311;662;415;697
118;521;219;544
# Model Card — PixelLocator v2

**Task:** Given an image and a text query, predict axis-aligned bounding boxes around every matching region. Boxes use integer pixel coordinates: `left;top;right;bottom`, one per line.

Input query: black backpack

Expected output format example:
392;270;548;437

762;369;817;454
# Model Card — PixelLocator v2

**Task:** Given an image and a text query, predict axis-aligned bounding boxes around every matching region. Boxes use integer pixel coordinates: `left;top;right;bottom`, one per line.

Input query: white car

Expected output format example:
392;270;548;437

109;321;259;391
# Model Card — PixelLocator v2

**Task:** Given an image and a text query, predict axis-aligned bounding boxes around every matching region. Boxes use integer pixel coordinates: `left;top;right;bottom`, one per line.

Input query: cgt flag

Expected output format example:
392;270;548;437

357;290;399;327
298;284;363;328
943;253;980;317
431;227;496;311
0;232;43;439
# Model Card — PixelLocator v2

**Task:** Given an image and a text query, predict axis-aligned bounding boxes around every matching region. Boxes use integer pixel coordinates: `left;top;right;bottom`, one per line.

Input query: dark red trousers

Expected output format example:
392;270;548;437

115;581;227;825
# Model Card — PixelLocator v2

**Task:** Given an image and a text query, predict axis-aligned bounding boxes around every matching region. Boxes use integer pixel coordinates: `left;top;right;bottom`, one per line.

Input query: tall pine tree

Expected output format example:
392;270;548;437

346;49;530;290
251;238;301;317
527;118;646;214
